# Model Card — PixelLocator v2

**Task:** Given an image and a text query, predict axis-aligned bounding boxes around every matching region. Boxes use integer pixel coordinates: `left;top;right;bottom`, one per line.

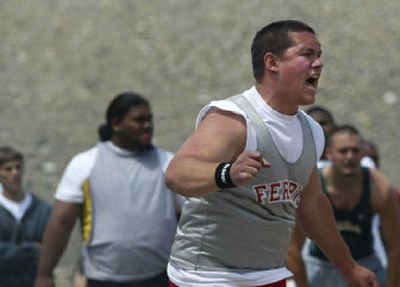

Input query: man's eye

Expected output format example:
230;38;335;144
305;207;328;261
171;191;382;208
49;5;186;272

303;52;313;57
134;116;152;123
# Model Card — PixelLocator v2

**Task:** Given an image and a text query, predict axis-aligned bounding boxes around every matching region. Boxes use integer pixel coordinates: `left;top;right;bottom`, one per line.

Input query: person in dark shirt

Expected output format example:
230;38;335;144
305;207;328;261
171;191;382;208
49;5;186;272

287;125;400;287
0;146;52;287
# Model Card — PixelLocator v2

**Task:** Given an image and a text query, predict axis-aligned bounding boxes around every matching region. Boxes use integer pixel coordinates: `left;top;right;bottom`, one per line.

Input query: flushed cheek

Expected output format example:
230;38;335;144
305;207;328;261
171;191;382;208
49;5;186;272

286;62;308;76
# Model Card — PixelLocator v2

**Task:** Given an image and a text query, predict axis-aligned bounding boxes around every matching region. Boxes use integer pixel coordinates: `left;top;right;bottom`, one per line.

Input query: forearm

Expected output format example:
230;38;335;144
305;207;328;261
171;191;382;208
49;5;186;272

286;245;309;287
386;246;400;287
297;192;356;279
37;219;75;277
166;149;268;197
165;156;220;197
37;202;81;279
285;222;309;287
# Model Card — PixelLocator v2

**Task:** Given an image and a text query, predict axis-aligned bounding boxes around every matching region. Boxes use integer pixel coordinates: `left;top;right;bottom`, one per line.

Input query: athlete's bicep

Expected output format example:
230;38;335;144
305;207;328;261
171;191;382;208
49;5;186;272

165;109;247;196
175;108;247;163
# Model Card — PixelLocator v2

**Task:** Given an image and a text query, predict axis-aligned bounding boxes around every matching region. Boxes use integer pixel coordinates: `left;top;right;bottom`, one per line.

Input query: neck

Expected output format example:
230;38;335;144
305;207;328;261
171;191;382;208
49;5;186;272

111;138;151;152
326;165;362;190
255;82;298;115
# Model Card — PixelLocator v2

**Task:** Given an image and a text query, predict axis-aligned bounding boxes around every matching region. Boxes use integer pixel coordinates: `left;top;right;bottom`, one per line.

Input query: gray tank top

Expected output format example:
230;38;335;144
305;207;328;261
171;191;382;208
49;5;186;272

82;142;178;281
169;95;316;272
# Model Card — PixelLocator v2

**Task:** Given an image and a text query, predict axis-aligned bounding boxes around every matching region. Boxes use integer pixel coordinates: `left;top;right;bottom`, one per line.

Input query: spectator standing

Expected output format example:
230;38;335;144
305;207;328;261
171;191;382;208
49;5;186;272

35;92;182;287
0;146;52;287
287;125;400;287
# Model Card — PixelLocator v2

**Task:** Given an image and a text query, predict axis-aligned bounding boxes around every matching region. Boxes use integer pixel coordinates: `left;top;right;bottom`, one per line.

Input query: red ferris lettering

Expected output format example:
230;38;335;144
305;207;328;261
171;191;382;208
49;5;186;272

252;180;303;207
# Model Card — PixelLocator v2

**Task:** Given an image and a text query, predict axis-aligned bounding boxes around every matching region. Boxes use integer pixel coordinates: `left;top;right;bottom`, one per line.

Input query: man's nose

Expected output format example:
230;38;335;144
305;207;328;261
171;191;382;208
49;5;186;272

312;57;323;69
11;167;21;176
346;151;356;159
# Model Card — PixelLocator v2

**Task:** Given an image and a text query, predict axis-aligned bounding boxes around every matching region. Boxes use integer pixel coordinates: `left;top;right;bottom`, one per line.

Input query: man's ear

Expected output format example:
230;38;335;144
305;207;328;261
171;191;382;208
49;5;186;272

264;52;279;73
111;118;121;132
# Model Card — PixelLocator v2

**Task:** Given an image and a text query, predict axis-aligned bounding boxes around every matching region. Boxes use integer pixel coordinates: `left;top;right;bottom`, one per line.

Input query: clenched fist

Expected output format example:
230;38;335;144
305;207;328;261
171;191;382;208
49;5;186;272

230;151;270;186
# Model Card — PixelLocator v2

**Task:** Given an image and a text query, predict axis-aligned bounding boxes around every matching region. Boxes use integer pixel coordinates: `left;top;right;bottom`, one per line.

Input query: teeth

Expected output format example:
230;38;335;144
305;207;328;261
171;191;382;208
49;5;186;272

307;75;319;83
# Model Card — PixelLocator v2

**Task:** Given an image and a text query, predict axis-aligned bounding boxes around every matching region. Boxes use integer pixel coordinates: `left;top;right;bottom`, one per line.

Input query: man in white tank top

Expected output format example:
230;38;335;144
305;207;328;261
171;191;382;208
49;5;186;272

165;20;377;287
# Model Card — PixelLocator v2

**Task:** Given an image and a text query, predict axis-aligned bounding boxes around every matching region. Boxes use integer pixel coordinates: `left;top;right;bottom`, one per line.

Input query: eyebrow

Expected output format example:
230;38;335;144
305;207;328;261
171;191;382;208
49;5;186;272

302;47;322;56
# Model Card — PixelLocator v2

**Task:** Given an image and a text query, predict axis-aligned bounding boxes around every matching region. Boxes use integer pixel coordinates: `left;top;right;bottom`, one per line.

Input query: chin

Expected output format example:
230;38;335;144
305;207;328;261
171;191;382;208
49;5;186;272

306;93;318;103
300;94;317;106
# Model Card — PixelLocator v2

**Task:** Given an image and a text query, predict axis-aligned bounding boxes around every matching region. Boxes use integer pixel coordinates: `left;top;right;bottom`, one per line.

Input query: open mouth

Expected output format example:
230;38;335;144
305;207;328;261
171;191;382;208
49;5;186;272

306;76;318;87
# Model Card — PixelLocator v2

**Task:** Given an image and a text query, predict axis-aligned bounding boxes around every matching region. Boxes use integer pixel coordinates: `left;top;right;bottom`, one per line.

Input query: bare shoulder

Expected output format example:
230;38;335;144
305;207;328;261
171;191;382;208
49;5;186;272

370;168;391;190
175;107;247;162
201;107;247;126
369;168;397;213
194;107;247;142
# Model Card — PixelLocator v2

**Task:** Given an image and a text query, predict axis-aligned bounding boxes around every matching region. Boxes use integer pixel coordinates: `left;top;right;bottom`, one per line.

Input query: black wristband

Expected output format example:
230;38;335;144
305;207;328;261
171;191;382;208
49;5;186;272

214;162;237;189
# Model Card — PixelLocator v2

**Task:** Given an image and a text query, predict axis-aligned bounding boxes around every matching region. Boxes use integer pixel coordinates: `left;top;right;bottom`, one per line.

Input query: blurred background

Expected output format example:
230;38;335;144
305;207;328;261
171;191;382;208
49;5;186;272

1;1;400;286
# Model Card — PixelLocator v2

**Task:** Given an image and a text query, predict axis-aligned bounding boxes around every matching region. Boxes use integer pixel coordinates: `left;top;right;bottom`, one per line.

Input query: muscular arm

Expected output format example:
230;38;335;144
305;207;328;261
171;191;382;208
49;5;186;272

296;166;377;287
370;170;400;287
286;223;309;287
165;109;269;197
35;201;82;287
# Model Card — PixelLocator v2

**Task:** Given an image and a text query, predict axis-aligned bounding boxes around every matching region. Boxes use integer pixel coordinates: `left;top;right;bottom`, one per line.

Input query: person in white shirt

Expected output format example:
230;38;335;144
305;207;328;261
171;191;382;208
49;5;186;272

0;146;52;287
35;92;183;287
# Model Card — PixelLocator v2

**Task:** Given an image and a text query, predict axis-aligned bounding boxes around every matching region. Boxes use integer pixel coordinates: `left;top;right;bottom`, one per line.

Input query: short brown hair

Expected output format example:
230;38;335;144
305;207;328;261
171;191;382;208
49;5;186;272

327;125;362;147
0;146;24;166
